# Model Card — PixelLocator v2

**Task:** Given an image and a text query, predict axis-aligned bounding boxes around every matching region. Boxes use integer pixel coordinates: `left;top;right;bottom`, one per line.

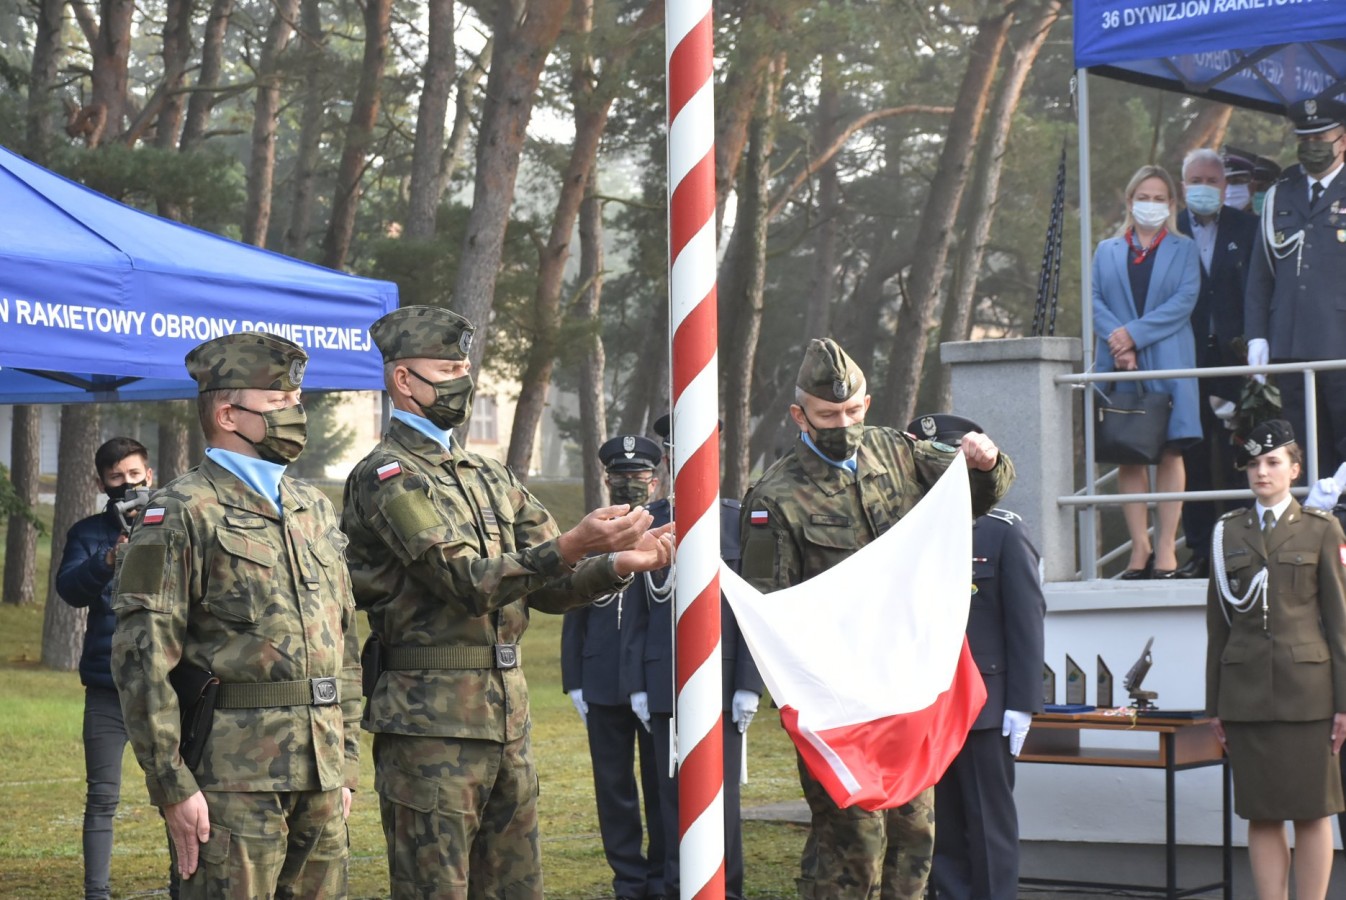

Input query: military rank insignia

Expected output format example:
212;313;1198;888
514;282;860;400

377;461;403;481
142;507;166;525
750;509;769;526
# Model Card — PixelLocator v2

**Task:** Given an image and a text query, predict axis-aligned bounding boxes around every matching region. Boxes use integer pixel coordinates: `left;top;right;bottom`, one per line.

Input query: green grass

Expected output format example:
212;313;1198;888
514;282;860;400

0;503;807;898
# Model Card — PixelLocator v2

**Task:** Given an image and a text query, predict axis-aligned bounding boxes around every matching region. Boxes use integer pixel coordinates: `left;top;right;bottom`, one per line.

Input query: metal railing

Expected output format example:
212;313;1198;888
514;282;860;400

1059;358;1346;580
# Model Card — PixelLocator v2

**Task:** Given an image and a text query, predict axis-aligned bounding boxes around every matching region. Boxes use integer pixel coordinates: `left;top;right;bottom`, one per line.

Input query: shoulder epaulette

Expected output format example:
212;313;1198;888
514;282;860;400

986;508;1021;525
1304;506;1333;520
1218;508;1245;521
721;498;742;511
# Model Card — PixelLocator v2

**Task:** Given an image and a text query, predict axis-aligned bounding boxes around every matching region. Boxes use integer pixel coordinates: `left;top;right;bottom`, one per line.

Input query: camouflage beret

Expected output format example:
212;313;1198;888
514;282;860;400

184;332;307;393
371;306;475;363
797;338;864;402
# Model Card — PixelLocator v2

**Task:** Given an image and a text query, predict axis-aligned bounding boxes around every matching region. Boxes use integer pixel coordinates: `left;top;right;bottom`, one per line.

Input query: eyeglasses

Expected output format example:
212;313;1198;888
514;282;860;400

607;473;655;486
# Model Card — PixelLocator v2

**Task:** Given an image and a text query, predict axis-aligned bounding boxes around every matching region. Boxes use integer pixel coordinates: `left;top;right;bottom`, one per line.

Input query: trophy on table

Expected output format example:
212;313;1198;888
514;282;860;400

1124;636;1158;710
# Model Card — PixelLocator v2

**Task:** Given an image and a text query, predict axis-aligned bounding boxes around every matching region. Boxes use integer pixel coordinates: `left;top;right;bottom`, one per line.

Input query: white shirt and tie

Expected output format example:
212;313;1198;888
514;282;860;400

1309;163;1342;207
1255;496;1294;537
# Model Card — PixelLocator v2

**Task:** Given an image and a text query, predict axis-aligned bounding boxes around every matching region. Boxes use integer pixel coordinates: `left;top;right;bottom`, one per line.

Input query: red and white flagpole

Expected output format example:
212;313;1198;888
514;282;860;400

667;1;724;897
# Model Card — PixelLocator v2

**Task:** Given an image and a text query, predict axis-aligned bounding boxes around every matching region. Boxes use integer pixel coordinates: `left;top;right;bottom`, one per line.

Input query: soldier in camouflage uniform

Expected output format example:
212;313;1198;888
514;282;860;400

739;338;1015;900
340;305;675;899
111;333;362;899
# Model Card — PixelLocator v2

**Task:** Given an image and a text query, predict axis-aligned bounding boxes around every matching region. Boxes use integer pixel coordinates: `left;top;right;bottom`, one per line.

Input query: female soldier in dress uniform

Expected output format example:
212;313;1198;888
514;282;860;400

1207;419;1346;900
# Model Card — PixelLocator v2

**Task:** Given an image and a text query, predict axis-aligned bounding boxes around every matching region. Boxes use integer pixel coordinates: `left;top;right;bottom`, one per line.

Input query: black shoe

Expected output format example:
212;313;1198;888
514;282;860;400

1120;553;1155;580
1152;568;1179;579
1174;556;1209;579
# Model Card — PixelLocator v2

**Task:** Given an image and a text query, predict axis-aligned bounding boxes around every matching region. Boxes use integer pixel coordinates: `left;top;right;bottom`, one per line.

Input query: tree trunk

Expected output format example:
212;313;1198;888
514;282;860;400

3;406;42;606
575;181;608;511
618;300;668;437
24;0;64;164
874;11;1012;427
43;405;102;670
320;0;391;270
406;0;456;240
281;0;327;258
804;54;842;340
1173;101;1234;169
720;58;782;500
156;400;193;484
505;0;656;478
933;0;1060;412
242;0;301;247
150;0;195;220
89;0;136;142
180;0;235;151
451;0;571;369
441;39;493;201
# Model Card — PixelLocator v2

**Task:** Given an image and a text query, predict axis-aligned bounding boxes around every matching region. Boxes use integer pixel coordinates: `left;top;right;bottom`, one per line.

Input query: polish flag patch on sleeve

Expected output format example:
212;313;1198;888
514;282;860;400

1339;544;1346;567
377;462;403;481
750;509;769;526
142;508;166;525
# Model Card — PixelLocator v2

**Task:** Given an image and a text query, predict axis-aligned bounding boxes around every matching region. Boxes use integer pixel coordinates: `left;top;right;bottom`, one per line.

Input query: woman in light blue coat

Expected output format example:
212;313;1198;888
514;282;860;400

1093;164;1202;578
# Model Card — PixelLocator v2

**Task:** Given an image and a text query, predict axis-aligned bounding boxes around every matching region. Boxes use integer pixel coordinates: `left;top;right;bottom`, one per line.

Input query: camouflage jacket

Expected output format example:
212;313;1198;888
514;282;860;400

110;457;362;807
740;427;1015;591
340;418;628;742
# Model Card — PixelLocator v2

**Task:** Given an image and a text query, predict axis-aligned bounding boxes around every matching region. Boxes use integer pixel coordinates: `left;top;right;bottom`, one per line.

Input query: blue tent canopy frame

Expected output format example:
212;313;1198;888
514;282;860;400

0;145;399;404
1072;0;1346;562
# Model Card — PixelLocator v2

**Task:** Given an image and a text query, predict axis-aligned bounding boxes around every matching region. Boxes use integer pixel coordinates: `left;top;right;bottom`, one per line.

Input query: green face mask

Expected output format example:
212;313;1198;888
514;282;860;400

234;403;307;464
802;410;864;462
409;369;475;430
1252;191;1267;215
608;474;653;507
1298;138;1340;177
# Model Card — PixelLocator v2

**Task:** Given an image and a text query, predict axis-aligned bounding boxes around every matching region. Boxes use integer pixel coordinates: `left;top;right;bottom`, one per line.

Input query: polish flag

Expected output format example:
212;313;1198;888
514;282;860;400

720;454;985;810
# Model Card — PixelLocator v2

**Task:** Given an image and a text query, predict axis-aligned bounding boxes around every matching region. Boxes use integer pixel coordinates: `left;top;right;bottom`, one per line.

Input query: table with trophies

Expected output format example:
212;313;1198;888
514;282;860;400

1021;638;1232;900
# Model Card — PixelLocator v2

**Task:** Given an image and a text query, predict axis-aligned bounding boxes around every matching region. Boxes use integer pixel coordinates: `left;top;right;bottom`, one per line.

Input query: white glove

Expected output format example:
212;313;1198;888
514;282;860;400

1306;462;1346;510
630;691;651;732
1002;709;1032;757
1208;396;1236;422
731;690;760;733
1246;338;1269;384
568;689;588;725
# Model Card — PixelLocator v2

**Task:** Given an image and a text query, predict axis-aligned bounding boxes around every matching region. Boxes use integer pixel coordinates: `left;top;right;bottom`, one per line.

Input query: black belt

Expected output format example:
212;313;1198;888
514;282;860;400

215;677;340;709
384;644;521;671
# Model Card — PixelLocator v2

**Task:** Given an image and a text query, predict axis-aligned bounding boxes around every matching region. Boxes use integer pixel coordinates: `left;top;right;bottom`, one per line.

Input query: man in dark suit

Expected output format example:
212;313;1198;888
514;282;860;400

1246;98;1346;477
621;415;763;900
1175;148;1260;578
906;416;1045;900
561;434;667;900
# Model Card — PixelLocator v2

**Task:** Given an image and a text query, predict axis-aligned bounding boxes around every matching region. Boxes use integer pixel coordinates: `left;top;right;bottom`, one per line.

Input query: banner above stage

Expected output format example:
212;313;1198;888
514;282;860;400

1074;0;1346;114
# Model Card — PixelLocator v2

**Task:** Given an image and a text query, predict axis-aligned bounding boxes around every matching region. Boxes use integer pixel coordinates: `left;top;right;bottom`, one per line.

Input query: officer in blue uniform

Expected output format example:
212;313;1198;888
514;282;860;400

1246;98;1346;475
908;415;1046;900
1176;149;1260;578
561;434;667;900
620;415;763;900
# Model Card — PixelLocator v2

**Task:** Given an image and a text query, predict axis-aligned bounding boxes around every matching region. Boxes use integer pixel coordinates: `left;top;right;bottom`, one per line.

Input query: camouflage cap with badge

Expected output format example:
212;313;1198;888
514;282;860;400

797;338;864;403
370;305;475;363
184;332;308;392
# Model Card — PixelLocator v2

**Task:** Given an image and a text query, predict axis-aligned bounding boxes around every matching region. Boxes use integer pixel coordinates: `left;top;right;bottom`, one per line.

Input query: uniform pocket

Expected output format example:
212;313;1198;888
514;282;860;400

1291;641;1330;663
206;528;278;625
800;520;859;575
376;766;439;814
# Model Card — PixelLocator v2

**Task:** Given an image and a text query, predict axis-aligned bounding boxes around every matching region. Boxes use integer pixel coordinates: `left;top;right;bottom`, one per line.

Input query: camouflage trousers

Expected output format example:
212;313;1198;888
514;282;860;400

177;788;347;900
795;753;935;900
374;731;541;900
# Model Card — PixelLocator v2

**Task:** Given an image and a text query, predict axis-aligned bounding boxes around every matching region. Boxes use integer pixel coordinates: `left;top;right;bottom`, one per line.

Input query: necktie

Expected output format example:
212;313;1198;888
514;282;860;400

1262;509;1276;538
1311;182;1325;208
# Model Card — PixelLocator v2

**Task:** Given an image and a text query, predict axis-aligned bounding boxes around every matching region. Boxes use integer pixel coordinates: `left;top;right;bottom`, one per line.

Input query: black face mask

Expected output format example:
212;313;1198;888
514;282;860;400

1298;138;1341;177
802;410;864;462
104;479;146;503
409;369;474;430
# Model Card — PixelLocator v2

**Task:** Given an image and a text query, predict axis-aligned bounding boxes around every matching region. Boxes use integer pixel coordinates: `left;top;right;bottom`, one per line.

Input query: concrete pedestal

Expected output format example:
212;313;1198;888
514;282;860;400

941;337;1080;581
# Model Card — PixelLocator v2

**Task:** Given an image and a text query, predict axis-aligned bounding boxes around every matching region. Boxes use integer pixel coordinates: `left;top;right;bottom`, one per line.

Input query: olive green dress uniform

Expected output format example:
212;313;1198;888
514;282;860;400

341;306;633;900
111;334;362;900
739;339;1015;900
1206;499;1346;820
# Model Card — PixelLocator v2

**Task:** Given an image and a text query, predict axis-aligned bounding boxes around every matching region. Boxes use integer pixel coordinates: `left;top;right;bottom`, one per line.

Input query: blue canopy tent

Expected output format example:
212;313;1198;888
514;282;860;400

0;145;398;404
1072;1;1346;562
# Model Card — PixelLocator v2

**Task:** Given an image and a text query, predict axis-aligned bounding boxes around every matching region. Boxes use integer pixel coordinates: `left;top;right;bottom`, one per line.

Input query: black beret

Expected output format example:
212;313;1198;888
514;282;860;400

599;435;662;471
1237;418;1296;466
905;413;983;444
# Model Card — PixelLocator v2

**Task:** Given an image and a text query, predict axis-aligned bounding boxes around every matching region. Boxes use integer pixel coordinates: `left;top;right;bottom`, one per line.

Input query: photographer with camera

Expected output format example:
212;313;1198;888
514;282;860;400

56;437;160;900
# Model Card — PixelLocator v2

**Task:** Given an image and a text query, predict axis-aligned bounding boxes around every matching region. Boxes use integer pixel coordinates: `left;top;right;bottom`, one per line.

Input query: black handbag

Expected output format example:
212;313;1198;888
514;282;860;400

1093;383;1172;465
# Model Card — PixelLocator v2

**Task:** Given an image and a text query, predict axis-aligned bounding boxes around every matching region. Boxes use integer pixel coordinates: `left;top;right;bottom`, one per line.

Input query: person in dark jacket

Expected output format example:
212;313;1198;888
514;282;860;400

560;434;666;900
56;437;154;900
